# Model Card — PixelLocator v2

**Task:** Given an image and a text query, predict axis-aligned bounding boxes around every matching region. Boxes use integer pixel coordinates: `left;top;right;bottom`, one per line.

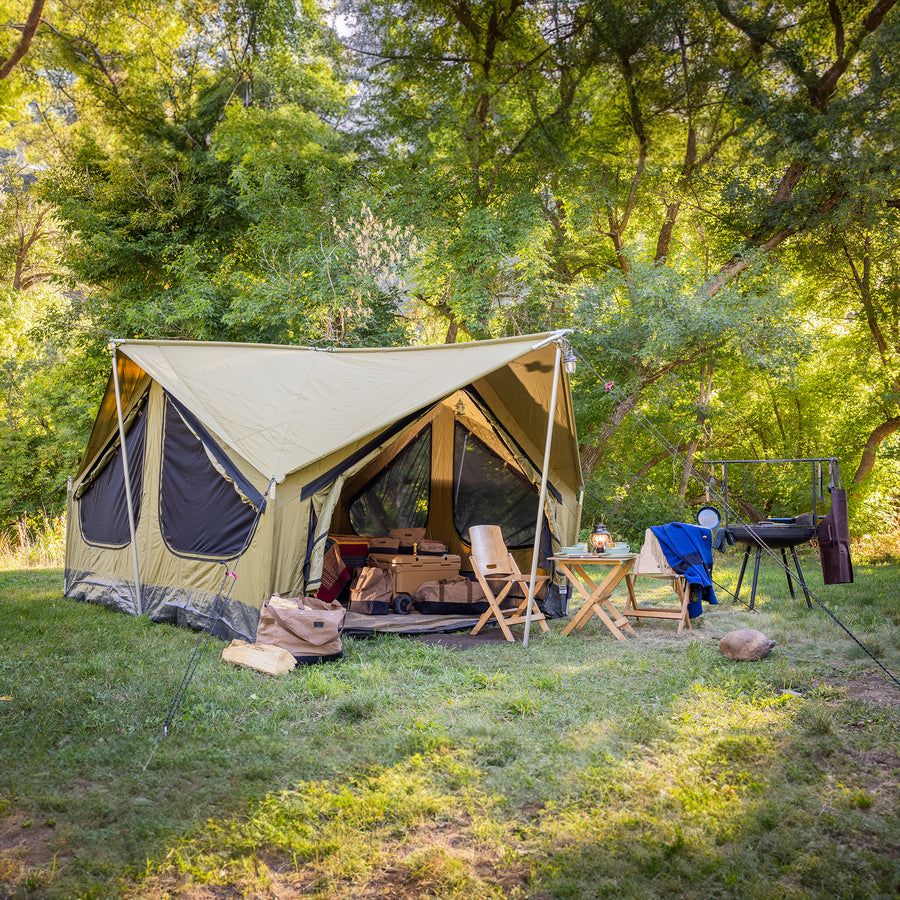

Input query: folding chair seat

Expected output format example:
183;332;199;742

469;525;549;642
623;528;690;633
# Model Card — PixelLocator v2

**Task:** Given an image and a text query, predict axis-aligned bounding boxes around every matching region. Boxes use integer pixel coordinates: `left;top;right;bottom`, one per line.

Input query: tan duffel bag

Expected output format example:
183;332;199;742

256;594;346;665
349;566;393;614
413;576;490;615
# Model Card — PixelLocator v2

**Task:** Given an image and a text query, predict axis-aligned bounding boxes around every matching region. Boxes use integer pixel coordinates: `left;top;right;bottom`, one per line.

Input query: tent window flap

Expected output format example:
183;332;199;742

165;392;265;510
159;395;259;558
349;426;431;534
453;422;538;549
79;402;148;546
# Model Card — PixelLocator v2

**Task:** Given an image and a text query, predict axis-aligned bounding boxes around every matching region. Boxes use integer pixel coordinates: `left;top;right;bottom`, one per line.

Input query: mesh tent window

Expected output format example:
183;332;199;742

79;402;148;546
349;426;431;534
159;395;260;558
453;422;538;549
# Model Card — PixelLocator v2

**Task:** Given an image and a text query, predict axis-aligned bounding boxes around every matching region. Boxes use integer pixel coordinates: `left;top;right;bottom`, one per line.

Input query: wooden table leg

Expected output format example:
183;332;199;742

559;560;636;638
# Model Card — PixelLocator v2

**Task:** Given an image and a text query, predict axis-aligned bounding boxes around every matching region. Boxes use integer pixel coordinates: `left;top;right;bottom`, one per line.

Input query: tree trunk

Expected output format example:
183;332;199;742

677;360;716;501
852;416;900;483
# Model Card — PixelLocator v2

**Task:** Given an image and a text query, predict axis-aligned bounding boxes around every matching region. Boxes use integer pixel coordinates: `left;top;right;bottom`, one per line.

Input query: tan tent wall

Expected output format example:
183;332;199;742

66;381;274;641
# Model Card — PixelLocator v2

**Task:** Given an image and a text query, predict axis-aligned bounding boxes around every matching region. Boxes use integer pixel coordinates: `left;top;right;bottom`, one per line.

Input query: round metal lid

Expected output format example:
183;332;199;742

696;505;722;530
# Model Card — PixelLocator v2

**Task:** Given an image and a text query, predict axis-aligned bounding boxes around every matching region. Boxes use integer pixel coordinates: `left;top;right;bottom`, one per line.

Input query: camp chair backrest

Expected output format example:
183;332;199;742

469;525;513;576
632;529;676;577
468;524;548;642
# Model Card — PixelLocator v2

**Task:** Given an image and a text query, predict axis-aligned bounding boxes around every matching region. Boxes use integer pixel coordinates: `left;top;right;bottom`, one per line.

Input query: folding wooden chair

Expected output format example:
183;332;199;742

623;528;690;633
469;525;549;642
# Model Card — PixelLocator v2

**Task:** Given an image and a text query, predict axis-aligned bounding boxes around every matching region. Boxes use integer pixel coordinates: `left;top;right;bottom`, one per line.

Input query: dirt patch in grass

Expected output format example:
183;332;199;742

0;812;61;892
845;671;900;706
354;818;534;899
126;879;258;899
128;817;534;900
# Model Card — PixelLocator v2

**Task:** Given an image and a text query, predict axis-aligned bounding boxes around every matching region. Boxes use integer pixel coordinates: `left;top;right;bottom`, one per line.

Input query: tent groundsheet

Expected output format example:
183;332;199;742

342;612;485;635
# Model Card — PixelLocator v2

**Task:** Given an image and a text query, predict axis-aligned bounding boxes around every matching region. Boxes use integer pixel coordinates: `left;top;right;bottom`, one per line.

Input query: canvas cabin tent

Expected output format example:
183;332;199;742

65;331;583;641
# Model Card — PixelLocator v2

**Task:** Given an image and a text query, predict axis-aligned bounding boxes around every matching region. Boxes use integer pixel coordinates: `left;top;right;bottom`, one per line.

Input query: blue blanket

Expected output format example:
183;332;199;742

649;523;718;619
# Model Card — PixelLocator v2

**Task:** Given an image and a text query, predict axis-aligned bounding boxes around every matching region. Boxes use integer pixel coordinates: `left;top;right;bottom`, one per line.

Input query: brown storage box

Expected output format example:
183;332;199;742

390;528;426;544
369;536;401;552
366;552;461;596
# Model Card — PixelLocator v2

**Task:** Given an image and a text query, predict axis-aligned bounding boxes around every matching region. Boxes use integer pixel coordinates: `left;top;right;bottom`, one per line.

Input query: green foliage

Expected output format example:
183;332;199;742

0;247;104;525
0;513;66;569
0;0;898;532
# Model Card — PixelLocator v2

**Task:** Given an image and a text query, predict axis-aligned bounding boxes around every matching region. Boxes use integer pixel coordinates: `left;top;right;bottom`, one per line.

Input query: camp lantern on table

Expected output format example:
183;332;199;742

589;522;613;554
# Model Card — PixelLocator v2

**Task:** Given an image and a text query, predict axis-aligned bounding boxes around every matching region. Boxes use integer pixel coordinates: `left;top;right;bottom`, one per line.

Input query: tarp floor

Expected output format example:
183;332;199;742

343;612;484;636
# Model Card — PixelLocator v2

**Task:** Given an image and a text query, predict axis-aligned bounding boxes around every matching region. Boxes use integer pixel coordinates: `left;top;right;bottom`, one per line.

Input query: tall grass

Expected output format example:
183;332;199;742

0;515;66;570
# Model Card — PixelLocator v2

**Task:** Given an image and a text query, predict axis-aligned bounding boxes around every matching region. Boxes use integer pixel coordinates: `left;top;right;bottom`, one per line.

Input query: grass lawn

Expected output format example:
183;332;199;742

1;550;899;899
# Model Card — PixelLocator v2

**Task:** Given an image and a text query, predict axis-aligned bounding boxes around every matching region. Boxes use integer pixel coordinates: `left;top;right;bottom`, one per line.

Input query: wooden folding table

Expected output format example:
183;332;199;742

551;553;637;641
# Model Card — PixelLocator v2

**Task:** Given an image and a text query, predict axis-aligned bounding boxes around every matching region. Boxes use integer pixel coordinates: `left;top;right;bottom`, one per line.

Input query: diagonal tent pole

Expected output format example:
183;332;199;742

110;342;142;615
524;340;564;648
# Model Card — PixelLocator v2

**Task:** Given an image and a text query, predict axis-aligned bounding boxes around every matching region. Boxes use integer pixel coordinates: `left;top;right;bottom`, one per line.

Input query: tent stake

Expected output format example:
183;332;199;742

110;342;142;614
524;343;562;648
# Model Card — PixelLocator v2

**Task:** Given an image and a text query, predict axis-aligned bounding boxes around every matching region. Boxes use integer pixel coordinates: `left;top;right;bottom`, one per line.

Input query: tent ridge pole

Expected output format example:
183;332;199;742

524;343;562;647
110;345;142;613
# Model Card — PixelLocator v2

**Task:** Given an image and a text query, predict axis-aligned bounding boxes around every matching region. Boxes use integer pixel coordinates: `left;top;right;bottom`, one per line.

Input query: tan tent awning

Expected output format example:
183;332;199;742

107;331;581;487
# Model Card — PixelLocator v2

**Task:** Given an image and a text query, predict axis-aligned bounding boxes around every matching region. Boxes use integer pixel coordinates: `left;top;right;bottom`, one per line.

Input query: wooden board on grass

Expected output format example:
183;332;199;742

222;639;296;675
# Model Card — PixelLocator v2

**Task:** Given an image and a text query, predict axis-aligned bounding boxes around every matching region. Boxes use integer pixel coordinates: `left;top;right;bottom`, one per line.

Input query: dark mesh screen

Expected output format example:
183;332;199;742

80;404;147;546
160;396;258;557
453;422;538;548
349;427;431;534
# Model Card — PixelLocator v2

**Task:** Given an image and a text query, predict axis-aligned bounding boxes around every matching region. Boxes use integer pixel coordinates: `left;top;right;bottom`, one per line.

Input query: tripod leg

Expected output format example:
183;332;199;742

781;547;795;599
749;547;762;610
734;545;751;602
791;546;813;609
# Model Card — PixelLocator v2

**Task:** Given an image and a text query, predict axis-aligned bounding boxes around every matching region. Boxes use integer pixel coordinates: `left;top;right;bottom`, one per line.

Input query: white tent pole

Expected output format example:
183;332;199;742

523;343;562;648
110;343;142;613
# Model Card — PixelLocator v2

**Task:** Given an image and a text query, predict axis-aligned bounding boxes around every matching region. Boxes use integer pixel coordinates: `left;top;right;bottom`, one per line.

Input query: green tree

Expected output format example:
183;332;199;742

41;0;362;343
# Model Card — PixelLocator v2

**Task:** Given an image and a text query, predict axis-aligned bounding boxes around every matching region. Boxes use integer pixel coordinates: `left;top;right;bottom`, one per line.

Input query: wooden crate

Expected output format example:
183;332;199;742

366;552;461;596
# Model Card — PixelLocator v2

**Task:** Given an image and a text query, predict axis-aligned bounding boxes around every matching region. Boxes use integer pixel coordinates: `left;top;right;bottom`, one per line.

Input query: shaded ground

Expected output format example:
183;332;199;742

403;626;524;649
846;670;900;706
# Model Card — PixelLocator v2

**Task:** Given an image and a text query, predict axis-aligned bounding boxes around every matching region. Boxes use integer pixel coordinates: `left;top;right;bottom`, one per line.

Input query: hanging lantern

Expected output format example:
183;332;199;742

590;522;612;554
563;349;577;374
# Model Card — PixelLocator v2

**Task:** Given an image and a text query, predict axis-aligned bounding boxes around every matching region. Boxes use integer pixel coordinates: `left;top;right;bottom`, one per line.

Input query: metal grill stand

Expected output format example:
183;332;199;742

729;524;815;610
704;457;844;611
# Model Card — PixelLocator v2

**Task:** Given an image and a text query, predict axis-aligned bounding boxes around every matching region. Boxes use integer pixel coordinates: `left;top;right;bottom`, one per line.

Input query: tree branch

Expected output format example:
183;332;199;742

0;0;45;80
